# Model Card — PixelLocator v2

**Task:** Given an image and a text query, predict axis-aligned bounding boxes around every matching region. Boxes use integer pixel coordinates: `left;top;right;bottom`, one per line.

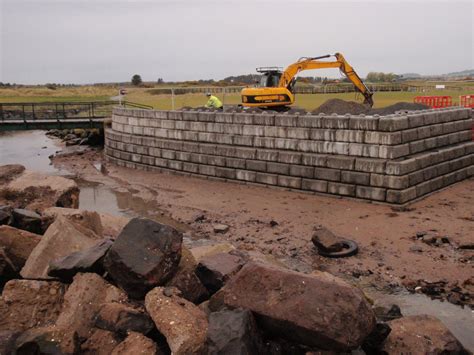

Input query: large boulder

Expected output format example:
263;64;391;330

195;252;246;295
21;214;103;279
381;315;468;354
48;238;113;282
111;331;158;355
1;170;79;210
43;207;129;239
11;208;43;234
165;246;209;303
55;273;128;341
209;262;376;351
0;205;13;225
0;248;17;285
0;279;67;332
0;225;41;270
103;218;183;299
207;308;264;354
145;287;208;355
94;302;154;336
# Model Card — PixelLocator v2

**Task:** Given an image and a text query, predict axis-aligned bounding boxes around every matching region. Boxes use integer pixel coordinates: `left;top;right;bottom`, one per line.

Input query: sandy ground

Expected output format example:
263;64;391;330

52;149;474;306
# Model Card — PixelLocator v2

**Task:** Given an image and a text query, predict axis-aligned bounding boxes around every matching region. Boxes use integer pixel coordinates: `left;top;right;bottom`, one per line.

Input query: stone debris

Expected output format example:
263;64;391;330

0;205;13;225
80;328;120;355
145;287;208;355
0;225;41;271
103;218;183;299
11;208;43;234
13;326;80;354
110;331;158;355
213;223;230;234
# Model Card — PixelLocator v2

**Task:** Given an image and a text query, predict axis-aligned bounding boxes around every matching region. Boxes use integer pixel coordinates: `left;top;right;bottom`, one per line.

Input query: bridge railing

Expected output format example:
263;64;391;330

0;101;152;121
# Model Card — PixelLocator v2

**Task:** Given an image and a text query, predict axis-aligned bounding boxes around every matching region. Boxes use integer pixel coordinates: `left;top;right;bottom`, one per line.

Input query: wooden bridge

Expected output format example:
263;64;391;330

0;101;152;131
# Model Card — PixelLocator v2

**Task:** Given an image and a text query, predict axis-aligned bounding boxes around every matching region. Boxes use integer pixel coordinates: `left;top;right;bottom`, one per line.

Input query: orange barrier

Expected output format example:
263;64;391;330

459;95;474;108
414;96;452;108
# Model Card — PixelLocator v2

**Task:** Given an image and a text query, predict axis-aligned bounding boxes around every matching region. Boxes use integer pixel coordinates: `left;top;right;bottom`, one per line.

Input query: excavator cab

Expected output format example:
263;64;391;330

257;68;282;88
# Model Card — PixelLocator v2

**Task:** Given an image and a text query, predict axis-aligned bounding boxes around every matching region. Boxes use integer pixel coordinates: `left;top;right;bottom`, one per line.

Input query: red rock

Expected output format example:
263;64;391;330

209;262;376;351
111;331;158;355
145;287;208;355
13;326;79;354
81;328;120;355
94;302;154;336
0;225;41;269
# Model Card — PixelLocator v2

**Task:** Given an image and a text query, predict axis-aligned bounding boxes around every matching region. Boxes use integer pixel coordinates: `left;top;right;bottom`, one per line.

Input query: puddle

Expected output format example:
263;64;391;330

0;130;65;174
366;289;474;351
77;180;189;232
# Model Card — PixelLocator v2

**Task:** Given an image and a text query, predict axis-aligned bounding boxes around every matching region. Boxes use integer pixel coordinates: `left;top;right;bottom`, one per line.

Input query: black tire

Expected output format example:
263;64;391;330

318;239;358;258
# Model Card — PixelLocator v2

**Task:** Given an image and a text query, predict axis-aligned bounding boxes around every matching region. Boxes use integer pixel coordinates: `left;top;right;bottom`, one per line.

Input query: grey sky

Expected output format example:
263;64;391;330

1;0;472;84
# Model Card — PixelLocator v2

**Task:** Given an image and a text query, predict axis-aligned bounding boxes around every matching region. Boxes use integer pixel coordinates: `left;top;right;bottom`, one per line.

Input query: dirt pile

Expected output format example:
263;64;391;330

312;98;429;115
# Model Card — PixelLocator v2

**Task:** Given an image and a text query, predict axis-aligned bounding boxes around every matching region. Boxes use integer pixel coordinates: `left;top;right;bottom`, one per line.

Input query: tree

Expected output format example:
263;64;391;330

157;78;164;84
131;74;142;86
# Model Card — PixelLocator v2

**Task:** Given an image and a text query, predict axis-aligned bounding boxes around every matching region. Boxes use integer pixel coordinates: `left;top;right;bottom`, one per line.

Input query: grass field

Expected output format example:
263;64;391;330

1;83;473;111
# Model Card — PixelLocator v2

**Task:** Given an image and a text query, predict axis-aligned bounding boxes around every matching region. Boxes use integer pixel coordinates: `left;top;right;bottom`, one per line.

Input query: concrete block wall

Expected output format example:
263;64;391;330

105;107;473;204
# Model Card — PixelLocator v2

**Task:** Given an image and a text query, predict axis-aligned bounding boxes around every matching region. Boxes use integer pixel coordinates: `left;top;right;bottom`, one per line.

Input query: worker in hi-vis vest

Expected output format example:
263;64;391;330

205;92;223;109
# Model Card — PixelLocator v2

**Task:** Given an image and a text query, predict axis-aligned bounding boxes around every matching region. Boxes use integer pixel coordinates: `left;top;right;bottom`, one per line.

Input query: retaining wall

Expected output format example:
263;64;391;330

105;107;474;204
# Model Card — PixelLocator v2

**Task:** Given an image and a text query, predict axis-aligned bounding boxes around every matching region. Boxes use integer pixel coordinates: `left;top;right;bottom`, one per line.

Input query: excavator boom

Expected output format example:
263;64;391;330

241;52;373;108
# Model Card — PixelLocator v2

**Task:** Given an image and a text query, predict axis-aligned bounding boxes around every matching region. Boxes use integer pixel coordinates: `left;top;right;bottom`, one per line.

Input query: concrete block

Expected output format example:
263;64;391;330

436;160;451;176
348;116;379;130
429;124;443;137
175;151;191;161
183;131;199;141
442;122;457;134
287;128;310;139
407;113;425;128
190;122;207;131
223;124;243;135
314;167;340;181
378;115;409;131
183;162;199;173
132;126;144;135
233;135;254;146
354;158;386;173
161;150;176;160
310;129;336;141
301;179;328;192
278;151;302;164
154;128;168;138
143;127;155;136
257;149;278;161
167;130;184;140
167;140;184;151
256;172;278;185
154;110;168;119
278;176;302;189
322;116;349;129
417;126;431;139
243;125;265;136
181;142;199;153
364;131;402;145
326;156;355;170
266;162;289;175
301;153;327;167
233;113;254;125
264;126;287;138
328;182;356;196
206;155;226;166
226;157;246;169
215;134;233;145
215;146;236;157
335;130;365;143
341;171;370;185
161;120;175;129
408;170;424;186
378;144;410;159
141;156;155;165
415;152;439;169
215;112;233;123
190;153;208;165
297;140;320;153
274;138;298;151
422;112;438;125
297;115;323;128
356;186;386;201
155;157;168;168
206;123;225;134
385;158;418;175
253;114;275;126
254;137;275;149
386;187;416;204
289;165;314;178
199;165;216;176
371;174;409;189
198;132;216;143
233;147;257;160
236;170;256;182
275;115;298;127
409;140;426;154
246;160;267;172
459;130;472;142
348;143;380;158
168;111;183;120
215;167;236;179
168;160;183;171
198;112;215;122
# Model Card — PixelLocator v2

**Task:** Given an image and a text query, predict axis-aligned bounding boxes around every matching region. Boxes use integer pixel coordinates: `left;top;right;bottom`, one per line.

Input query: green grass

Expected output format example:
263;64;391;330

1;83;473;111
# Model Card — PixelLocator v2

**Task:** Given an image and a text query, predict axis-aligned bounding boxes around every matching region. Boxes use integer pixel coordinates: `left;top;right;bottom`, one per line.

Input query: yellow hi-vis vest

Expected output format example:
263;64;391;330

206;95;223;108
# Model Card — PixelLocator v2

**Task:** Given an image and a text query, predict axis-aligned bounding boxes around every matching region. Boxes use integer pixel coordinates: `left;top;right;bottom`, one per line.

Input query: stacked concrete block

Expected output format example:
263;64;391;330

105;107;474;204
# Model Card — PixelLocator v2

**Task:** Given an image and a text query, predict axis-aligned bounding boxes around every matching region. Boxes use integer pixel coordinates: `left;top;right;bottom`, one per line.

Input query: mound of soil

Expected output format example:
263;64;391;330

312;99;369;115
368;102;429;115
312;99;429;116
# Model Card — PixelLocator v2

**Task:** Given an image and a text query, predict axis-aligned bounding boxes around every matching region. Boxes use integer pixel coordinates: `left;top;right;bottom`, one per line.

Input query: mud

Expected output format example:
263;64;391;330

311;98;429;115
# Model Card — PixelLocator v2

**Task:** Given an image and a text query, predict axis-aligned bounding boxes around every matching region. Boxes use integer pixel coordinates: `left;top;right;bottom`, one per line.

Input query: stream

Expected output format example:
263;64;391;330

1;130;473;351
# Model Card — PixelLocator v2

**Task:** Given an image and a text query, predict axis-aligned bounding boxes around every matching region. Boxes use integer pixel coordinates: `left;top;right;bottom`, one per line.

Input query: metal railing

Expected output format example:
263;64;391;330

0;100;152;121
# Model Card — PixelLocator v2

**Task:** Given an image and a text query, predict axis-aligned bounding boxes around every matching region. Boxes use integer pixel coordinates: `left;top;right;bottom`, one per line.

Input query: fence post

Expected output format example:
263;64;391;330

171;88;175;110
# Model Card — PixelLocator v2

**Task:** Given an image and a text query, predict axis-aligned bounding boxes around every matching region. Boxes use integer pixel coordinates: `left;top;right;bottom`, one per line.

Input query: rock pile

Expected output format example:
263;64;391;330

311;98;429;115
0;164;468;354
47;128;103;147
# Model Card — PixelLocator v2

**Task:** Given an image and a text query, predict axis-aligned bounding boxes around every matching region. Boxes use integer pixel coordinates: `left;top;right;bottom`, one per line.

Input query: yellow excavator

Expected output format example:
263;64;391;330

241;53;373;110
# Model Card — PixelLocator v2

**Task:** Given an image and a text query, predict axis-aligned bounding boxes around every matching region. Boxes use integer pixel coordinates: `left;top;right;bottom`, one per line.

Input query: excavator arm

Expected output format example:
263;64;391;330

278;53;373;106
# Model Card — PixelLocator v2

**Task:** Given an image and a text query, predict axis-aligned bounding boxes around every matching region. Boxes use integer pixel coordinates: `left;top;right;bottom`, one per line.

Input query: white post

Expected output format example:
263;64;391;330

171;88;175;110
